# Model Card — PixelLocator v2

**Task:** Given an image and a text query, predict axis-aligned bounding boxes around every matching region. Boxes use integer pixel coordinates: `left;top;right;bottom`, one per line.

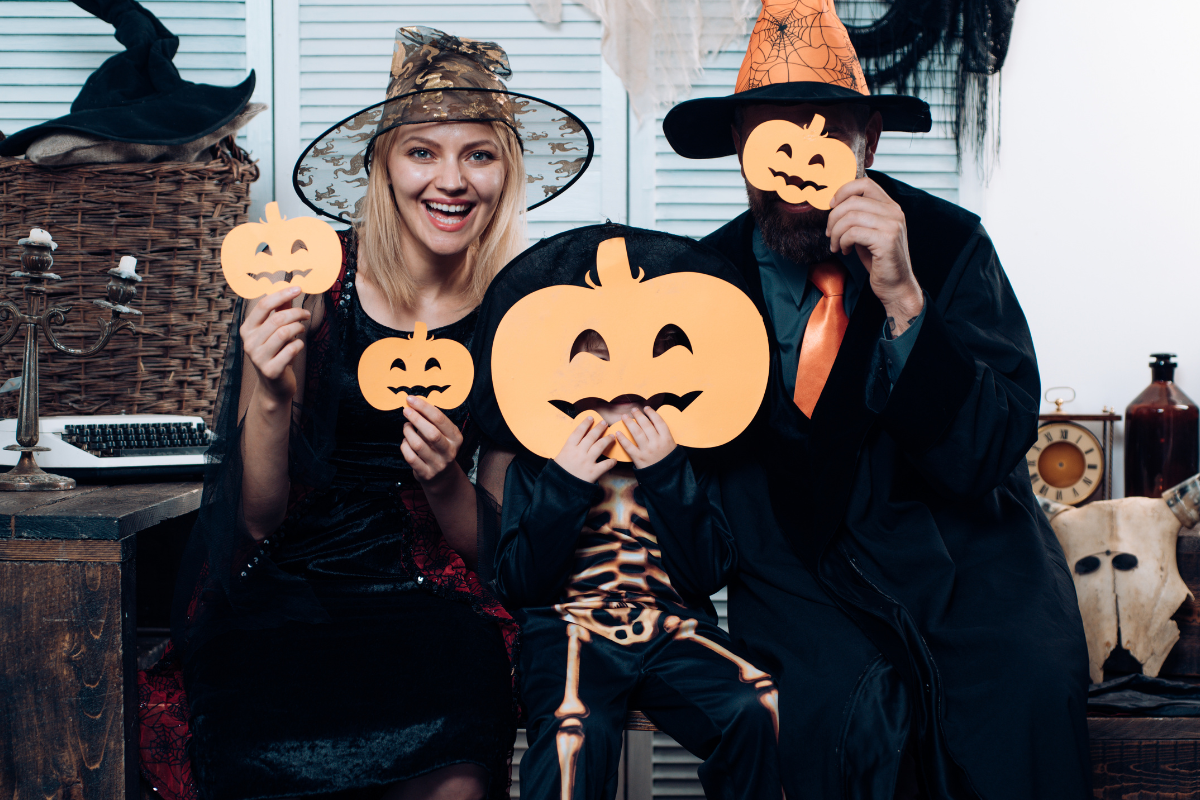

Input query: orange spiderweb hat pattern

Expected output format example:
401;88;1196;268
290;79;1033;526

735;0;869;95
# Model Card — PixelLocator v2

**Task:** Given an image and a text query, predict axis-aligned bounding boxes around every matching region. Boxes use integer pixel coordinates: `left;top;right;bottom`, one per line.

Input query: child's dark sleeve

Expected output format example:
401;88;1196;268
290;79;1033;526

634;447;736;600
492;456;601;610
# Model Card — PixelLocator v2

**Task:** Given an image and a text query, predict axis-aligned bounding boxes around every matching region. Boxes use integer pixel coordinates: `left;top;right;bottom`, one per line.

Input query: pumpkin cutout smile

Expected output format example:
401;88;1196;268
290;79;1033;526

491;237;769;461
358;322;475;411
221;202;343;298
742;115;857;210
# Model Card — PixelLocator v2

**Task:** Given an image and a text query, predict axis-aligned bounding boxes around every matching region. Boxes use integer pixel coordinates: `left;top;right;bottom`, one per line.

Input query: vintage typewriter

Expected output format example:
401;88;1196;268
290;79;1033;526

0;414;213;481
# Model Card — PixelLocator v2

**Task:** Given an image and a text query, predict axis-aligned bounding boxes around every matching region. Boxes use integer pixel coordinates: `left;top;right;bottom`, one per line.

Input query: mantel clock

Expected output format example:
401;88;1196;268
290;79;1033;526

1026;388;1119;506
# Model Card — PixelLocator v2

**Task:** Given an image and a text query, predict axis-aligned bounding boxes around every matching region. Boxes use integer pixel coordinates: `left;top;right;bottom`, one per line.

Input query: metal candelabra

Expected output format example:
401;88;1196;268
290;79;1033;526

0;233;142;491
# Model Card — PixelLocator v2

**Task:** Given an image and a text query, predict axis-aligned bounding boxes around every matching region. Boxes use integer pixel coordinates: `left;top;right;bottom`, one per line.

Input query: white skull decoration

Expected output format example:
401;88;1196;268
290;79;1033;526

1043;489;1195;684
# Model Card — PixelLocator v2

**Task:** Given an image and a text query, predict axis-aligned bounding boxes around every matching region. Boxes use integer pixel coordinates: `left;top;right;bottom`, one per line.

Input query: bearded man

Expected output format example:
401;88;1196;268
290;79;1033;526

663;2;1093;798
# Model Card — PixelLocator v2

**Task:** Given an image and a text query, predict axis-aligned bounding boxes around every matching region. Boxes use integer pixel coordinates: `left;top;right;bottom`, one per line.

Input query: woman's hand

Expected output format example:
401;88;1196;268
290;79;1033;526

240;286;311;407
554;417;616;483
614;407;676;469
401;396;465;489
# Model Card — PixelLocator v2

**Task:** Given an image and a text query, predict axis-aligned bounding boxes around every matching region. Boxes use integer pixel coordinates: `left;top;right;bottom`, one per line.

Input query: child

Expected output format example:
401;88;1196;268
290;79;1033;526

493;327;783;800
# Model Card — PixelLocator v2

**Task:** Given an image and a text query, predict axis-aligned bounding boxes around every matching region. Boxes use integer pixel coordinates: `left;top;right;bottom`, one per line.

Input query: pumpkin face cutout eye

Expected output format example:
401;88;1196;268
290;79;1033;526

358;322;475;411
491;237;769;462
742;115;858;211
220;202;342;298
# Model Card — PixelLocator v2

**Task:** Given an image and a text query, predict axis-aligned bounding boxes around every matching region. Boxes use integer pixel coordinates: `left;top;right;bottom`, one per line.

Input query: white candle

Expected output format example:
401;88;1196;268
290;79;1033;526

116;256;140;279
27;228;57;250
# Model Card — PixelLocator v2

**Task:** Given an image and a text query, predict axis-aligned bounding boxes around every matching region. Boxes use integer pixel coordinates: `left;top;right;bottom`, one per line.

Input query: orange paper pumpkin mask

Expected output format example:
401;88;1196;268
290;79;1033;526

742;115;857;210
221;202;342;298
358;322;475;411
490;236;769;461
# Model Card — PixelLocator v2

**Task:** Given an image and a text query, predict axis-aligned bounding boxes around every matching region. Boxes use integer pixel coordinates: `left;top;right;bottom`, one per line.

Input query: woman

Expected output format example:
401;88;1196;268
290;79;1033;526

145;27;593;800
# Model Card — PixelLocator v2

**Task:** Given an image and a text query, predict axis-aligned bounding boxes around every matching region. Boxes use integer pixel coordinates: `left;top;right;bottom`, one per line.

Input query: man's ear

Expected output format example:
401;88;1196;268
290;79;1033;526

731;123;746;176
863;110;883;170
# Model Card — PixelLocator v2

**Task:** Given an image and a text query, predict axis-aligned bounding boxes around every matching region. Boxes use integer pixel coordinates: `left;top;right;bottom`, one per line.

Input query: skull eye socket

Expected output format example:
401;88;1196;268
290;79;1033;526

809;154;825;167
425;358;441;371
291;239;308;254
256;242;272;256
570;329;609;361
652;324;693;357
390;358;406;371
1112;553;1139;571
1075;556;1101;575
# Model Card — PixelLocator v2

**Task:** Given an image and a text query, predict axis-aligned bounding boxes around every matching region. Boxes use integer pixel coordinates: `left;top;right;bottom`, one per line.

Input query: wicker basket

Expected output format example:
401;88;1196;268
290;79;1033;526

0;138;259;424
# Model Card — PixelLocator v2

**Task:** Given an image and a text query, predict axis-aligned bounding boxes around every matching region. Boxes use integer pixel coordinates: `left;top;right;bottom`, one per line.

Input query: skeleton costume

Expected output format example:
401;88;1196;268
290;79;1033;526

137;27;594;800
470;225;783;800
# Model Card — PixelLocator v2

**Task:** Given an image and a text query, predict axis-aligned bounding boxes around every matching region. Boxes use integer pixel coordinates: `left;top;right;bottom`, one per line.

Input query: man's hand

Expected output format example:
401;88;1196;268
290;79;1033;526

614;407;676;469
554;417;616;483
827;177;924;336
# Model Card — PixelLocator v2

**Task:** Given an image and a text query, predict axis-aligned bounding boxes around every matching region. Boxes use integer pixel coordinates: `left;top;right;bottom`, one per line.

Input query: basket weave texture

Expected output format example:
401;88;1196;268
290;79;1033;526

0;139;259;424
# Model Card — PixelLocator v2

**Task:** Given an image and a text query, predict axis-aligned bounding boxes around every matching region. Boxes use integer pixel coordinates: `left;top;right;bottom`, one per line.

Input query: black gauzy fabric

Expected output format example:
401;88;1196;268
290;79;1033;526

844;0;1018;158
0;0;254;156
171;230;515;799
467;222;755;452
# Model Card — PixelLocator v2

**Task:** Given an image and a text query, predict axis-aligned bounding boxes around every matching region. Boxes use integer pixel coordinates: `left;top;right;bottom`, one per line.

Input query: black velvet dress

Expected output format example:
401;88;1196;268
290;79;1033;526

179;240;516;800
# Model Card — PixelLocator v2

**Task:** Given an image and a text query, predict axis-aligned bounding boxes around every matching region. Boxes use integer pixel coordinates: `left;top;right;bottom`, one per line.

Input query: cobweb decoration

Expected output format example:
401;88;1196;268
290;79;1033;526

739;2;865;92
527;0;759;123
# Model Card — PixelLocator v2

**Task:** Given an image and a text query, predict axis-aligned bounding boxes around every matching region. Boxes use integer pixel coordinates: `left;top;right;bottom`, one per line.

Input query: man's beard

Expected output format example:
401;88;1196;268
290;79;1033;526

747;184;832;266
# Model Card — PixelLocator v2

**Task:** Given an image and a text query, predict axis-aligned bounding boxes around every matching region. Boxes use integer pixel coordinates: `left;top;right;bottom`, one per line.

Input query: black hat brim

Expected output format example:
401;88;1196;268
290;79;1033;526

0;73;256;157
663;82;931;160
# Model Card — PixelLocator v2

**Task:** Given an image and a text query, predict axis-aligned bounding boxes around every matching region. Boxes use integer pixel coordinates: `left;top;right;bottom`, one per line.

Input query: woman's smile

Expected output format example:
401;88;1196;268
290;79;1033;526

423;199;476;232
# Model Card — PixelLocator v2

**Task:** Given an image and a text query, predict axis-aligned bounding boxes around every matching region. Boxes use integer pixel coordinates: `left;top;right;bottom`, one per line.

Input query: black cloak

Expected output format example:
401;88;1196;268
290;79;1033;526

700;171;1092;800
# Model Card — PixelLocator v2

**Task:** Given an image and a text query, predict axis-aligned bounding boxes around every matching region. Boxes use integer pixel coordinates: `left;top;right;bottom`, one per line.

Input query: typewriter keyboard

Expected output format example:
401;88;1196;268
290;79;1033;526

61;421;212;458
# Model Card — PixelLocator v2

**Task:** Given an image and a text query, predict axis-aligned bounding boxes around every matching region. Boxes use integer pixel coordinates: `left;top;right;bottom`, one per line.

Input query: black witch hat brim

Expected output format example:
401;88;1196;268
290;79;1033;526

663;82;931;160
293;87;594;223
0;75;255;157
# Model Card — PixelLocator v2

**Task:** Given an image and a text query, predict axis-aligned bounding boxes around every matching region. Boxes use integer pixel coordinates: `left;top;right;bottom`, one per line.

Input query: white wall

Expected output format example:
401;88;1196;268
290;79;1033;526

959;0;1200;498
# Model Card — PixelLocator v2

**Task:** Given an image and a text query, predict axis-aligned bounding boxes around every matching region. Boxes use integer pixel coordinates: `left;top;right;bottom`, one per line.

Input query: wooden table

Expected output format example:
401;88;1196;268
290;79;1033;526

0;483;201;800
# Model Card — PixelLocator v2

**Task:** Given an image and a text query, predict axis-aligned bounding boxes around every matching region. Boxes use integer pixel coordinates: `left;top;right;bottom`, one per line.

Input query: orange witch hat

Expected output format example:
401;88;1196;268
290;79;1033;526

664;0;930;160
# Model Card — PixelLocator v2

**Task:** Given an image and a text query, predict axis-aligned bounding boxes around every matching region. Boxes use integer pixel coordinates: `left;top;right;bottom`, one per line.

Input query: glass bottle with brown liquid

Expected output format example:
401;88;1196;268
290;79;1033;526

1124;353;1199;497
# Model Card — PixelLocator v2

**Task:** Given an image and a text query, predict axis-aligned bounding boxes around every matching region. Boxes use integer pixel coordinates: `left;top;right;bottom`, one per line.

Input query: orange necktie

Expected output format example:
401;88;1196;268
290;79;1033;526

793;260;849;417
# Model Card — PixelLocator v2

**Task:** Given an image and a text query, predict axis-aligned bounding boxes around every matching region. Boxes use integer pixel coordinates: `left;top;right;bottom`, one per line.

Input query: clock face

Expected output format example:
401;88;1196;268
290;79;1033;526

1027;421;1104;505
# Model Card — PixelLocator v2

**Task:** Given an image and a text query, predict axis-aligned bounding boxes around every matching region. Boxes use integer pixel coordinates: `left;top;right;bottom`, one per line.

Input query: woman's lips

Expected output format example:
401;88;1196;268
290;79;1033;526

423;200;475;232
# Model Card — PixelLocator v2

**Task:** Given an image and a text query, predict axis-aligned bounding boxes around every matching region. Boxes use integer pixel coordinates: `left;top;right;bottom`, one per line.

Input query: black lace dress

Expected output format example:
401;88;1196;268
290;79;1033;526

177;237;516;800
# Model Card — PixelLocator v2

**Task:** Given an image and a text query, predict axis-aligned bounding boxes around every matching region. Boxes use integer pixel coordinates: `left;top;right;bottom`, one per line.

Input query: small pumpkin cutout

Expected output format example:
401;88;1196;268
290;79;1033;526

742;114;857;210
358;322;475;411
491;237;769;462
220;202;343;298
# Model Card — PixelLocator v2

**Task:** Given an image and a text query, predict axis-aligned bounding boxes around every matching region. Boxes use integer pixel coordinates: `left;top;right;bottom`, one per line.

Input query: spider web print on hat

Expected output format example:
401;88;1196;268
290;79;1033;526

294;27;594;223
735;0;868;94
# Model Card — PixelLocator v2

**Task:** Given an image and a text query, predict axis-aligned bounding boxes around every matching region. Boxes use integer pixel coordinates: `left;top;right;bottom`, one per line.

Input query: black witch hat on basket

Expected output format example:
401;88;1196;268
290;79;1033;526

0;0;257;161
295;26;594;224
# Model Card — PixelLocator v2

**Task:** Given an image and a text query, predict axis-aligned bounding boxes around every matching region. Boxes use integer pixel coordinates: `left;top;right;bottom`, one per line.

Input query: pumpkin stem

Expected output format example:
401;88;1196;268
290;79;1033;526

591;237;641;289
263;202;283;224
413;321;429;341
806;114;828;137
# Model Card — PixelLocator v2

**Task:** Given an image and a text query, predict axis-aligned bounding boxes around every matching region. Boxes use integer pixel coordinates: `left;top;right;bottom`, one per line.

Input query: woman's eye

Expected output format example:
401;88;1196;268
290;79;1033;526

469;151;495;162
410;149;432;159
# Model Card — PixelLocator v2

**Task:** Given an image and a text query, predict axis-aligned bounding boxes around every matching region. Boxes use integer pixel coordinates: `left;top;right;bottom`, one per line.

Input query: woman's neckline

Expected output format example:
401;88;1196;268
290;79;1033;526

344;252;476;336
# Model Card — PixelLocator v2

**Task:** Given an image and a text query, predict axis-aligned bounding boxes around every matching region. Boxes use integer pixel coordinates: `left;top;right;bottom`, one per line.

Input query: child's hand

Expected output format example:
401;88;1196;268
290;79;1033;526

554;417;617;483
614;407;676;469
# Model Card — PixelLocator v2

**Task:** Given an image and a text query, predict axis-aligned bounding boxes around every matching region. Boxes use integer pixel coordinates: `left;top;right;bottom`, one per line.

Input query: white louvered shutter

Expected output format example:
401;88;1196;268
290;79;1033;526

0;0;248;148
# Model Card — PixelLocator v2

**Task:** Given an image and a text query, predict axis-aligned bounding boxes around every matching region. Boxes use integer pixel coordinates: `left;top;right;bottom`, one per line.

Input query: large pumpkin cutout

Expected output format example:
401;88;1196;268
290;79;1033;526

742;114;857;210
220;202;343;298
358;322;475;411
491;237;769;461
